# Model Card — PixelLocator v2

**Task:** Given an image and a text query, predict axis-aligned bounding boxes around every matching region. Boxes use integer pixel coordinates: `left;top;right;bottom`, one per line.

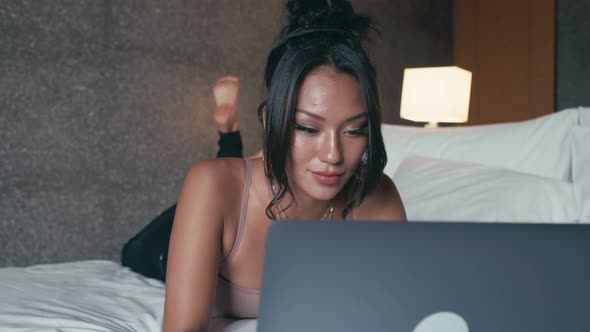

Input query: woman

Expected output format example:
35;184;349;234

163;0;406;331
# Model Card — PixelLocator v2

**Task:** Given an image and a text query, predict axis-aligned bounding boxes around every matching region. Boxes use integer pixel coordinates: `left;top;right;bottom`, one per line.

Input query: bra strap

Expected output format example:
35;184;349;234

222;158;252;262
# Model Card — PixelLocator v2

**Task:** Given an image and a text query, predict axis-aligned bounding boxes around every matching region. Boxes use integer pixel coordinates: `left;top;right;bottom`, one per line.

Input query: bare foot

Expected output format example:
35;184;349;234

212;75;240;132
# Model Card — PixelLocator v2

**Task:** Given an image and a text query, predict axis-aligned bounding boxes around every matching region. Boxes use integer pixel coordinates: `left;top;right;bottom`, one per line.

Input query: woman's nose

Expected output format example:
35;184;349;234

318;132;343;164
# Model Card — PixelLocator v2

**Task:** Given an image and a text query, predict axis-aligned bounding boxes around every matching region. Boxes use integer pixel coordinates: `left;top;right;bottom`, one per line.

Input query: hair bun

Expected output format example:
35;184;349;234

285;0;372;40
286;0;338;19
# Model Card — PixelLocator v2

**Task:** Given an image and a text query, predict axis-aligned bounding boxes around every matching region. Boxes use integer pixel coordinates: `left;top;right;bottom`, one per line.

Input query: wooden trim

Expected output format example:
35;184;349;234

455;0;555;125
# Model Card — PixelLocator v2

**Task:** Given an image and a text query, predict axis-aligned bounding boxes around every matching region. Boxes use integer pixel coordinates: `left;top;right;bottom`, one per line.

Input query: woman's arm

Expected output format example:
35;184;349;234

163;160;227;332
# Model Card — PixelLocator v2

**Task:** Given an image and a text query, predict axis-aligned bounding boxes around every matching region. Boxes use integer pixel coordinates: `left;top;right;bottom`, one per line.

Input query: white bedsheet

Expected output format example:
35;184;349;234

0;260;257;332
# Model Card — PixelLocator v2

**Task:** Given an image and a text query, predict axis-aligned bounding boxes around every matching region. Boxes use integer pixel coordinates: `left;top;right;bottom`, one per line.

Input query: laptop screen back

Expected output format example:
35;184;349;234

257;221;590;332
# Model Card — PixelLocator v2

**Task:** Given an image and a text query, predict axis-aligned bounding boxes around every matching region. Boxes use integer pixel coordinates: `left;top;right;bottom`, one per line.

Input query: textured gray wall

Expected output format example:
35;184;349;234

0;0;452;267
556;0;590;110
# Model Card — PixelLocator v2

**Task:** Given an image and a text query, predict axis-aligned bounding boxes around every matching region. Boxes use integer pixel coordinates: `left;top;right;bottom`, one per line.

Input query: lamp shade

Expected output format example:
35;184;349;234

400;66;472;124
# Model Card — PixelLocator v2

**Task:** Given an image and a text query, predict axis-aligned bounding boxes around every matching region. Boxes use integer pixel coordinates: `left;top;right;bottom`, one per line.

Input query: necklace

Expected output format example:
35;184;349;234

271;184;335;221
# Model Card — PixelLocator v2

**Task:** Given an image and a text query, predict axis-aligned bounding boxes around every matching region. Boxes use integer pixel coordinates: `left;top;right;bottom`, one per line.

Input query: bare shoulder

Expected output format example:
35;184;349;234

187;157;246;180
177;158;248;222
184;158;246;193
351;174;407;222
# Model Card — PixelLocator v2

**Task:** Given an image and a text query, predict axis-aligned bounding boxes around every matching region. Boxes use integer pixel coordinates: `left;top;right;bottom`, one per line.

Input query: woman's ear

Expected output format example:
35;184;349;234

257;101;268;129
262;104;268;129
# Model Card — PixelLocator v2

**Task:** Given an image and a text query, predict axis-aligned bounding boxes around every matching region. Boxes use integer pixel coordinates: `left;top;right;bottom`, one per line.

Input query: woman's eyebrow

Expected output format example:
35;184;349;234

296;109;367;123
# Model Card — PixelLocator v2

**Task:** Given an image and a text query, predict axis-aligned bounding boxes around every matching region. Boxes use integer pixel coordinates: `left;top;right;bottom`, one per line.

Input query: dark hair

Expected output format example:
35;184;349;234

259;0;387;220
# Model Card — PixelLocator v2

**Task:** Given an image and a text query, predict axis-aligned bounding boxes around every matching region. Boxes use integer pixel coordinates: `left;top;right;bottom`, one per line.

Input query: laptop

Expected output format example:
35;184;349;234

257;221;590;332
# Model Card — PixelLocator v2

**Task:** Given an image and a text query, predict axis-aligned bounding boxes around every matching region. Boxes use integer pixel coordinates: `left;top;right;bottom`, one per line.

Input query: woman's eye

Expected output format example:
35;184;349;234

345;125;368;136
295;124;319;134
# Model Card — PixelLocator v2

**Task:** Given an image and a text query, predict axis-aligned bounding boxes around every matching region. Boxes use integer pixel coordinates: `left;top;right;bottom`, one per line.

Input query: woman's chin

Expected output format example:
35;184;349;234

308;186;342;202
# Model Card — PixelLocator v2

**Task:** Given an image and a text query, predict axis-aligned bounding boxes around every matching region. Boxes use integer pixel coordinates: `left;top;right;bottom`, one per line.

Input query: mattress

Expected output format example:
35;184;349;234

0;260;256;332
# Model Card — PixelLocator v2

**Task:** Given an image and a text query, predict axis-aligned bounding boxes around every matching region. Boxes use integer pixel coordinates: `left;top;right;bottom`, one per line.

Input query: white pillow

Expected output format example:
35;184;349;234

578;107;590;126
572;127;590;223
393;156;579;223
381;108;579;181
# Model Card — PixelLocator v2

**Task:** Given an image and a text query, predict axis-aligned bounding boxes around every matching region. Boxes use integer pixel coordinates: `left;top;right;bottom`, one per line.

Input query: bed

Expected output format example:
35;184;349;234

1;107;588;331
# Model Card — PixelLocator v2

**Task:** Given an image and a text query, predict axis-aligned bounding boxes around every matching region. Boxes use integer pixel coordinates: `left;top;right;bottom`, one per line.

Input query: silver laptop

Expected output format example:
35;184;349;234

257;221;590;332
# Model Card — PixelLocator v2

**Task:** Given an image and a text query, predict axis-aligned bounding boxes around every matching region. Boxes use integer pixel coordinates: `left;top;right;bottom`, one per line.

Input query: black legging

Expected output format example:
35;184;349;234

121;131;244;281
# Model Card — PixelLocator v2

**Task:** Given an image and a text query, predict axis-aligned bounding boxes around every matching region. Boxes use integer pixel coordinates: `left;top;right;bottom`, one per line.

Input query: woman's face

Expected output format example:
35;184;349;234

287;65;368;202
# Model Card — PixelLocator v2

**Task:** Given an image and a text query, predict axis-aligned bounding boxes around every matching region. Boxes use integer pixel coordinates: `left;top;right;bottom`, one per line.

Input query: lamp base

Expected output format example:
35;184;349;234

424;121;439;128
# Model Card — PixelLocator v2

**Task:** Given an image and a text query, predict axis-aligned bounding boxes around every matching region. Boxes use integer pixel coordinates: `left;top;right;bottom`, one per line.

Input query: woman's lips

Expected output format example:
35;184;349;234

311;171;344;185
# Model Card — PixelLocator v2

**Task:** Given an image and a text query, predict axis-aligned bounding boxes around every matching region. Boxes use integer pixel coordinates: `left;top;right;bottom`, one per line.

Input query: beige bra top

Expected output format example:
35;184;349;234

212;158;260;319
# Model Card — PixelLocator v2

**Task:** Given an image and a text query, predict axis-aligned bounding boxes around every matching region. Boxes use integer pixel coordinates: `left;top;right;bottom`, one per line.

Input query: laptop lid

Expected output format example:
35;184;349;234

257;221;590;332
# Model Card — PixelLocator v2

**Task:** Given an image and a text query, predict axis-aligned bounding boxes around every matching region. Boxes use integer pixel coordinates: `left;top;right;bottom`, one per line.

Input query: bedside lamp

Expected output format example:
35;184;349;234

400;66;472;128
